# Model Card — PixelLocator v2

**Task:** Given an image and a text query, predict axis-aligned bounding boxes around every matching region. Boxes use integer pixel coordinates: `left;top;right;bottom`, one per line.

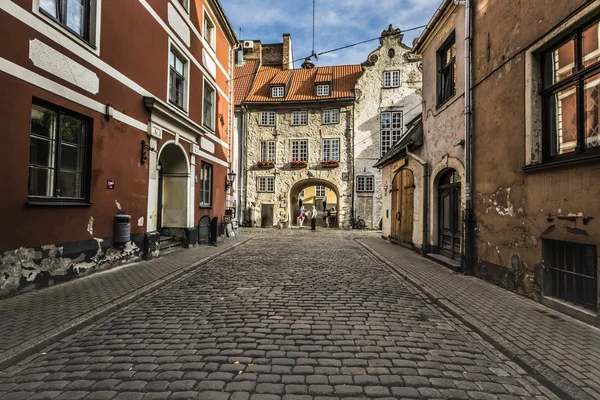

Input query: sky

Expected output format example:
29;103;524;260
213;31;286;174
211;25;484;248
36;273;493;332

220;0;441;66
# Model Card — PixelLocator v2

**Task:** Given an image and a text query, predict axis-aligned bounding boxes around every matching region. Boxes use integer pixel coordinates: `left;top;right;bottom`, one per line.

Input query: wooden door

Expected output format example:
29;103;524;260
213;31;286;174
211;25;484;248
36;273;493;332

400;169;414;244
438;170;461;259
390;172;401;241
261;204;274;228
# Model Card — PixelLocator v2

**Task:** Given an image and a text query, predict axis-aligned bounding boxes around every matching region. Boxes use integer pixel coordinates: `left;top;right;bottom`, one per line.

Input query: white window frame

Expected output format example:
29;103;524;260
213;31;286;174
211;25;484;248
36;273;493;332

260;140;276;162
291;139;308;161
33;0;103;56
315;185;326;198
202;79;216;130
323;109;340;124
381;111;403;155
292;110;308;126
259;111;276;126
167;42;190;113
271;86;285;98
322;138;340;161
203;11;216;50
175;0;189;12
200;162;213;207
384;70;400;88
258;176;275;193
316;84;330;96
356;175;374;192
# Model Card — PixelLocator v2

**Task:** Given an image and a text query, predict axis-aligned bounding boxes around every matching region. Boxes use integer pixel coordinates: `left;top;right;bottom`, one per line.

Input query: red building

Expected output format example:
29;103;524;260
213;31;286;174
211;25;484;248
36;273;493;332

0;0;238;296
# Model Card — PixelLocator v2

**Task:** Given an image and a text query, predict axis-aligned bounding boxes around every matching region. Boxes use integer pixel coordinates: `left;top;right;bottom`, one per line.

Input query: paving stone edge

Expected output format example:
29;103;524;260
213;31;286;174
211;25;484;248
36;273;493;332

0;236;254;372
356;239;592;400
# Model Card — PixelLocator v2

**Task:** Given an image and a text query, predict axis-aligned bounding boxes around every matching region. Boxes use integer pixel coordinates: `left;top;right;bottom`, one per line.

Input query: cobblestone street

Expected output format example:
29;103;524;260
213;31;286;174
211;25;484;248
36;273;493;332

0;231;558;399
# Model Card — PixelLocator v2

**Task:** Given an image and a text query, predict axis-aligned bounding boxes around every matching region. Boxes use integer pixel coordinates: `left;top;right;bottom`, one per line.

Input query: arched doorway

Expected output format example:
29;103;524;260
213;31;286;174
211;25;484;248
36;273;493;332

157;143;189;233
289;179;340;228
390;168;414;246
438;169;461;259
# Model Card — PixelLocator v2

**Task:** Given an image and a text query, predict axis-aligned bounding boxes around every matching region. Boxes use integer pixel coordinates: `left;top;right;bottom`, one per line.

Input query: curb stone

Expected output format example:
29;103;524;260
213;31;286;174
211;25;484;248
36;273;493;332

0;236;254;371
355;238;590;400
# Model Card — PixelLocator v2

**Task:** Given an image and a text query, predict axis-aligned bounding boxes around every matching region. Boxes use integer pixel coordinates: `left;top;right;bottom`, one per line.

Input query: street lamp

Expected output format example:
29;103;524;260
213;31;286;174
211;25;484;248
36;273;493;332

225;171;237;191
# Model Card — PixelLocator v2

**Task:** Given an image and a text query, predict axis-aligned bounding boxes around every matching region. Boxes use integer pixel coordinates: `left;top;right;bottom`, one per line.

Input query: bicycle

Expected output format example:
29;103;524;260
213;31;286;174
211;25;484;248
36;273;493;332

343;215;366;230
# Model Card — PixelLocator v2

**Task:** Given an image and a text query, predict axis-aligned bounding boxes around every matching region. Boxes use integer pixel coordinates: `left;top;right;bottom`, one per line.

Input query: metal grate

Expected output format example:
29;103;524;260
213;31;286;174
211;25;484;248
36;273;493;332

545;239;597;311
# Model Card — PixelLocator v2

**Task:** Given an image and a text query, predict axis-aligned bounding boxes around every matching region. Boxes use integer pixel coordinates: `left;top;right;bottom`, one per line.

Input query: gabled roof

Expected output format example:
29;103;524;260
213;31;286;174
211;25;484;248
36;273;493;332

374;114;423;168
233;59;259;106
244;64;362;103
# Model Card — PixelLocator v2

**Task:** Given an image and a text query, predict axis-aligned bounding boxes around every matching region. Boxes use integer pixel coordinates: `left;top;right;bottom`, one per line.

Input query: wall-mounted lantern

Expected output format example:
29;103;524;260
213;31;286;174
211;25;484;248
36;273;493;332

225;171;237;190
141;140;155;165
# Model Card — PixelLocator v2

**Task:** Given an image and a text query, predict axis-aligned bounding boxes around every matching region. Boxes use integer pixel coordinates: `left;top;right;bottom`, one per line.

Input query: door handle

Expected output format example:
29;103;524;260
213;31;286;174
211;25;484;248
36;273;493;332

396;212;401;221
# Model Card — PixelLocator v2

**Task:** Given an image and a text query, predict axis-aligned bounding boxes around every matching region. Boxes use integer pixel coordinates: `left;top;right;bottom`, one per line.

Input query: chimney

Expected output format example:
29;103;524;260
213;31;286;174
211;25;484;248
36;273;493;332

282;34;293;70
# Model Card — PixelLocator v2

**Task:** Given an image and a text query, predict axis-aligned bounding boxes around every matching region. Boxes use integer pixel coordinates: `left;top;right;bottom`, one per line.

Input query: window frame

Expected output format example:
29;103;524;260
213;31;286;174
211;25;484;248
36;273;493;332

168;47;188;111
323;108;340;125
203;79;216;131
380;111;403;155
271;86;285;98
260;140;276;162
27;99;92;205
322;138;340;161
38;0;92;43
203;11;216;50
259;111;276;126
316;84;330;96
356;175;374;193
315;185;326;198
292;110;308;126
540;17;600;163
200;162;213;207
257;176;275;193
291;139;309;162
437;32;457;107
383;70;400;88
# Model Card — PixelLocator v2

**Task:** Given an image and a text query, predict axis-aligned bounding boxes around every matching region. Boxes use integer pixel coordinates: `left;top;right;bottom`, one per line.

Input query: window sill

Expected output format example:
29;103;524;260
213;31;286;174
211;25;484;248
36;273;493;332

200;205;212;209
203;123;215;133
436;94;456;110
26;200;92;207
523;154;600;173
383;86;400;89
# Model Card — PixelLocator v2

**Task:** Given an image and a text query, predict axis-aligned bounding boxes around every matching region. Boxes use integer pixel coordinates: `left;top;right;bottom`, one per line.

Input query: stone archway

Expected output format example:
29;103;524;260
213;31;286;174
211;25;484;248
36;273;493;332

288;179;340;228
157;143;190;233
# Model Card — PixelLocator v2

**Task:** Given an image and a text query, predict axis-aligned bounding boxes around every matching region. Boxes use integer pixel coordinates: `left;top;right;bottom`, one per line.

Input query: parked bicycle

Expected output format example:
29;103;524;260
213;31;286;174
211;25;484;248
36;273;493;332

343;215;366;230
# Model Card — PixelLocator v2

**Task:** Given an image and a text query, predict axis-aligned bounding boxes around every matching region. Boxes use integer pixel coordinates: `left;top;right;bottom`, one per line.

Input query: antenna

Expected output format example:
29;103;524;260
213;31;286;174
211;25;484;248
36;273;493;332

238;27;242;41
311;0;318;61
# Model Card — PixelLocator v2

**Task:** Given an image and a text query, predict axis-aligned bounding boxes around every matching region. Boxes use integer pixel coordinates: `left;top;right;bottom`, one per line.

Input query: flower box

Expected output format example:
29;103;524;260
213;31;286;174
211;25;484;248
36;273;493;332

290;160;308;168
257;160;276;169
321;160;339;168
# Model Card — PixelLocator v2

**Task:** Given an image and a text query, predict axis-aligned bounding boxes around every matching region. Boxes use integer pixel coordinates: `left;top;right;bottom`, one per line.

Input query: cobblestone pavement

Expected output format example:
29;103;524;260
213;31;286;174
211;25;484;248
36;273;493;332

359;237;600;400
0;230;558;399
0;236;251;370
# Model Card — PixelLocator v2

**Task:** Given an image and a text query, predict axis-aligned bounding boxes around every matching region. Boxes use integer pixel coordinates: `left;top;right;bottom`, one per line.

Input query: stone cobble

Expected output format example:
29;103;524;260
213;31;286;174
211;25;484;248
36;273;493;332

0;230;555;399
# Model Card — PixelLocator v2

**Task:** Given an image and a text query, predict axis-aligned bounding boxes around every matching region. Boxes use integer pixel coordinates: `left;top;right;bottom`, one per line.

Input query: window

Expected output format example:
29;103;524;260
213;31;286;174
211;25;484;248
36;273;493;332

28;102;89;201
323;109;339;124
258;176;275;192
200;162;212;207
177;0;188;10
292;110;308;125
299;189;305;197
322;138;340;161
315;186;326;197
271;86;285;98
204;12;215;50
316;84;330;96
381;111;403;154
260;111;276;126
260;140;276;162
39;0;91;41
437;34;456;105
291;139;308;161
203;81;215;130
542;19;600;160
384;71;400;88
544;239;597;311
356;175;374;192
169;49;186;109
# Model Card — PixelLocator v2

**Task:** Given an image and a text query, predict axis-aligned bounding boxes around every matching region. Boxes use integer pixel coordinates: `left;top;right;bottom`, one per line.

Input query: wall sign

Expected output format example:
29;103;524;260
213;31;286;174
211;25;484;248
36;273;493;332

107;179;115;189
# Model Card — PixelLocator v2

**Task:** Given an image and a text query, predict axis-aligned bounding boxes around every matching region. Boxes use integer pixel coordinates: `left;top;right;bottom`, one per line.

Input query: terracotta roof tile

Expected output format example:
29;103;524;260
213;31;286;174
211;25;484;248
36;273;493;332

233;59;259;106
245;64;363;103
271;70;292;85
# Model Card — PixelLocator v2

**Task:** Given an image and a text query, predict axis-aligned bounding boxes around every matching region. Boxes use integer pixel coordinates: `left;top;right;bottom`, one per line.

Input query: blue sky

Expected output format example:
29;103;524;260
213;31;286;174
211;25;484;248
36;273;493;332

221;0;441;66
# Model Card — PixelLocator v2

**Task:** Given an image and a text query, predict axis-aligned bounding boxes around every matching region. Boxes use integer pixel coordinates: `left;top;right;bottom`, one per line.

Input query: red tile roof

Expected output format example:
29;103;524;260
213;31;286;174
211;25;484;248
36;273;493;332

271;70;292;85
233;59;259;106
244;64;363;103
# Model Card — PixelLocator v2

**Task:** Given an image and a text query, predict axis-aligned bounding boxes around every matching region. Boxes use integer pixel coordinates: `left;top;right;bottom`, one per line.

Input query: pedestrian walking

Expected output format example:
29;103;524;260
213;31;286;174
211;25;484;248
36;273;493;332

311;205;317;231
298;206;306;228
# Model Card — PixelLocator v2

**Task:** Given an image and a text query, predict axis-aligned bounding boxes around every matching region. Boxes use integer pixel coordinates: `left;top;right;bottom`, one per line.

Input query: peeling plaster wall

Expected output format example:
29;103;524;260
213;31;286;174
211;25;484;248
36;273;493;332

472;0;600;307
244;104;353;227
354;32;422;230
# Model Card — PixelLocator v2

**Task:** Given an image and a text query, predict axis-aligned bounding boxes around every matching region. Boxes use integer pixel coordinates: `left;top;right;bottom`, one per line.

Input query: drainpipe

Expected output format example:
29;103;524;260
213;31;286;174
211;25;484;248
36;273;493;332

405;146;429;255
351;101;356;222
455;0;474;274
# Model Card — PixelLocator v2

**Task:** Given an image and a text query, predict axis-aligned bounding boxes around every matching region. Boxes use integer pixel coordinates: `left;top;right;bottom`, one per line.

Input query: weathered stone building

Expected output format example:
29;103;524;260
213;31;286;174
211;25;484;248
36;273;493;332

234;35;362;228
472;0;600;324
354;26;422;230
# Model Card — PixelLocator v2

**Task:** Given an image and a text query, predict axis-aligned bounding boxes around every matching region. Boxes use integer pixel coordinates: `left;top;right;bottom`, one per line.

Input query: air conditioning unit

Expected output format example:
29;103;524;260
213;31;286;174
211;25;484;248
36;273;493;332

243;40;254;49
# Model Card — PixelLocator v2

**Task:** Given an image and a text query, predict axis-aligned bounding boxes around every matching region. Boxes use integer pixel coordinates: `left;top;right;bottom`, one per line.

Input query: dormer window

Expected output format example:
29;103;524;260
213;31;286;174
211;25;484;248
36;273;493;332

316;84;330;96
271;86;285;98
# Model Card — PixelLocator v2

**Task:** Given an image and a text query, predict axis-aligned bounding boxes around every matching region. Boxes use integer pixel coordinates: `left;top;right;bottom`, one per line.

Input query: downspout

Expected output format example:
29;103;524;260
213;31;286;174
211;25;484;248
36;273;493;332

405;146;428;255
242;104;249;226
455;0;474;274
351;101;356;222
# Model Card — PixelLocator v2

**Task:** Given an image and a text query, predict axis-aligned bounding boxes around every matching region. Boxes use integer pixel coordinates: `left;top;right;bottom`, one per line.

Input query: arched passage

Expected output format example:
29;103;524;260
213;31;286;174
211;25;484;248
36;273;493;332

288;179;340;228
157;143;190;231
